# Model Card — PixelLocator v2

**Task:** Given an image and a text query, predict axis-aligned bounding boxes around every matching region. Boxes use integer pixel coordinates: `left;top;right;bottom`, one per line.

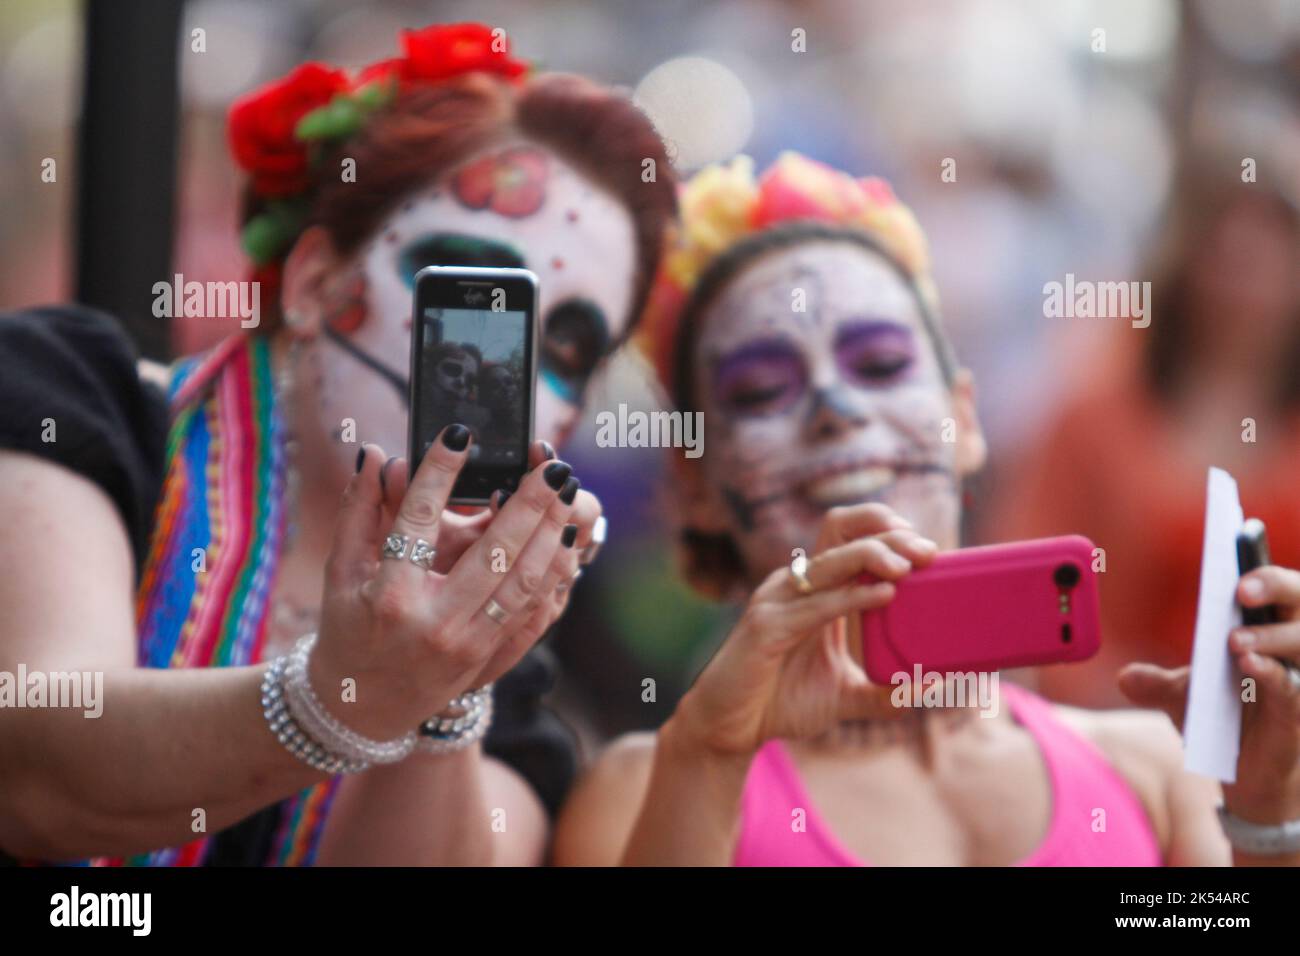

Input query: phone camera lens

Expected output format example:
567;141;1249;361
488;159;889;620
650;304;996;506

1053;563;1081;590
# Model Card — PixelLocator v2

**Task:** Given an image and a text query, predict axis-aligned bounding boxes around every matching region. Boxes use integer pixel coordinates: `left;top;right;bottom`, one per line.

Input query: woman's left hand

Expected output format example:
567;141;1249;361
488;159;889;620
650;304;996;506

376;439;601;685
1119;565;1300;824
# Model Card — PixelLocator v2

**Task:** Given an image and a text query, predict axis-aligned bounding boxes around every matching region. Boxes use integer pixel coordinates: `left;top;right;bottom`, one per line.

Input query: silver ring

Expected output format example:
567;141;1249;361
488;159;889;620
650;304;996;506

484;599;510;626
382;533;409;560
579;515;607;566
409;538;436;572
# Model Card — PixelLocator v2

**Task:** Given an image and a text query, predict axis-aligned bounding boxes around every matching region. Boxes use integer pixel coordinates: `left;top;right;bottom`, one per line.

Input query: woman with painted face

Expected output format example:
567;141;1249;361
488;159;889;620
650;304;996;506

554;154;1300;867
0;24;674;865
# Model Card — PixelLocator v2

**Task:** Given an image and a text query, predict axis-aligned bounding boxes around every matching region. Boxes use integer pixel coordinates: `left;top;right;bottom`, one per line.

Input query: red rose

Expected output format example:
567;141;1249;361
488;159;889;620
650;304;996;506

398;23;527;85
355;57;403;90
228;62;351;197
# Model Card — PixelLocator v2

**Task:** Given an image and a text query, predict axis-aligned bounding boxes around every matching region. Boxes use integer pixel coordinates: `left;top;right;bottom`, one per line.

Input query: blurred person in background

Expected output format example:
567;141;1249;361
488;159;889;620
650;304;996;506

0;22;674;866
554;153;1300;867
989;158;1300;708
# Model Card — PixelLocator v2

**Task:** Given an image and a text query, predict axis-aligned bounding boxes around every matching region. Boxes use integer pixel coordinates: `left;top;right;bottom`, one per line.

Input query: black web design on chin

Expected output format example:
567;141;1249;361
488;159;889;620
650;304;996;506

322;325;410;408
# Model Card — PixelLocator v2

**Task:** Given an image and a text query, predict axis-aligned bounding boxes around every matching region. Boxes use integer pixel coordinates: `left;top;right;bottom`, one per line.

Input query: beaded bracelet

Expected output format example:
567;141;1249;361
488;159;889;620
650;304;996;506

282;633;418;766
415;684;494;754
261;655;369;775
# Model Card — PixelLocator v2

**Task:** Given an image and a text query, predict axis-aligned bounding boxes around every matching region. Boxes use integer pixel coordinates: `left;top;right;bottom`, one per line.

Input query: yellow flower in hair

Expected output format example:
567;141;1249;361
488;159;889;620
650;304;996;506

669;156;759;288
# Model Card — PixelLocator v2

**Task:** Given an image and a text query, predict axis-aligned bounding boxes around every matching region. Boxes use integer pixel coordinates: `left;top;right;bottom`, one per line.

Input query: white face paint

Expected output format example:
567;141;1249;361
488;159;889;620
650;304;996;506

305;143;638;464
692;240;961;579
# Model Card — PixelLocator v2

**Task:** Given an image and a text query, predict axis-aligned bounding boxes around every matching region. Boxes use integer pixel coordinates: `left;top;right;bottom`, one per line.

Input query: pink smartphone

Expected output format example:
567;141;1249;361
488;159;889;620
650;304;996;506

855;535;1101;684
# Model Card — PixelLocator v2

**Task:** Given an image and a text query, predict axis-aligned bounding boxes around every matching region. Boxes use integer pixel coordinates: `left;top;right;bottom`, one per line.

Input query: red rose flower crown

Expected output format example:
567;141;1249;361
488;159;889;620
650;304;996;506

227;22;529;274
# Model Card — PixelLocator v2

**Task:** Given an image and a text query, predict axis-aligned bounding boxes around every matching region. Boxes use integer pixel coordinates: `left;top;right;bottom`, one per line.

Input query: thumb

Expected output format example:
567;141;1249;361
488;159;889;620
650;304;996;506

1118;662;1190;730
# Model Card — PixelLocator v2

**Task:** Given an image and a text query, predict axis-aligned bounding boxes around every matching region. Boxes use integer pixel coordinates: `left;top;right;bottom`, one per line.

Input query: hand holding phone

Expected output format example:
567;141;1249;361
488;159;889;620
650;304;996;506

1236;518;1280;626
855;535;1101;684
408;266;539;504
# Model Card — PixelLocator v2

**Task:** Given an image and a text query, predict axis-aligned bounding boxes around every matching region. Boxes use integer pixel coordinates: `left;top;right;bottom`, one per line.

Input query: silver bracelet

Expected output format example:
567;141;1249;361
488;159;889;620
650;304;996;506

1217;805;1300;855
283;633;417;765
415;685;495;754
261;655;369;775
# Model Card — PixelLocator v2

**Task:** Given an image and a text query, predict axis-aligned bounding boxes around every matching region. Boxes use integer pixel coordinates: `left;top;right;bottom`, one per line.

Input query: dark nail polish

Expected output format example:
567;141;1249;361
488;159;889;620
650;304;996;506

355;446;366;473
496;490;512;508
543;461;572;490
559;475;581;505
541;440;557;461
561;524;578;548
442;424;470;451
380;456;396;495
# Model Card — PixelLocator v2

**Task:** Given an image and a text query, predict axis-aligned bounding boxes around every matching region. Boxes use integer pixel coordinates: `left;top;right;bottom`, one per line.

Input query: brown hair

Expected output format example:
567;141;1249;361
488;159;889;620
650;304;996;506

242;71;677;336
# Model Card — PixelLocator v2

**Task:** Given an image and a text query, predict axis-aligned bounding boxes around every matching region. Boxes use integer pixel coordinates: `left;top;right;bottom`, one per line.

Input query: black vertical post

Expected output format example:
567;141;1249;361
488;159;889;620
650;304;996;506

76;0;183;361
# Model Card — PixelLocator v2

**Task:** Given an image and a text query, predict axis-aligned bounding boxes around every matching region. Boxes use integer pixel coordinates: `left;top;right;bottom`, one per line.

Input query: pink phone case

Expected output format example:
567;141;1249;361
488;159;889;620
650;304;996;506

858;535;1100;684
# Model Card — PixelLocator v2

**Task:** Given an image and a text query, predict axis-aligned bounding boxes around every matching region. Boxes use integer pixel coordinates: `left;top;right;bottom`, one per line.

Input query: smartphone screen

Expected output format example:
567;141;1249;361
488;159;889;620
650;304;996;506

409;267;537;503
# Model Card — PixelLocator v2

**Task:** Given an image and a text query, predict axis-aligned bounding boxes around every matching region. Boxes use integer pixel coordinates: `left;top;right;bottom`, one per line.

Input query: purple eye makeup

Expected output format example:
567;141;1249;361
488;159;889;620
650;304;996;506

834;320;917;386
711;339;808;417
710;321;918;419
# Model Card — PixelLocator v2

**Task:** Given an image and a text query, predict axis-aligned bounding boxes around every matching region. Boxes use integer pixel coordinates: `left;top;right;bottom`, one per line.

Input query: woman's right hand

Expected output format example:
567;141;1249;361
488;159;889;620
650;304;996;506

307;425;582;741
667;504;938;758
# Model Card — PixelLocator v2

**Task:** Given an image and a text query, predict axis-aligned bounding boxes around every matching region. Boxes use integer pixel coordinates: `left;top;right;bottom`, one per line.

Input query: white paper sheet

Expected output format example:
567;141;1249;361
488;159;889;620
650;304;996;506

1182;467;1244;782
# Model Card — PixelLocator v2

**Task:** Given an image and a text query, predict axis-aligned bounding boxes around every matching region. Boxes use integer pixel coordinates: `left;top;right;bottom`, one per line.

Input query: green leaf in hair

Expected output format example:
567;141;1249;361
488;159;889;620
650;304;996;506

353;76;396;111
295;96;363;142
241;199;307;266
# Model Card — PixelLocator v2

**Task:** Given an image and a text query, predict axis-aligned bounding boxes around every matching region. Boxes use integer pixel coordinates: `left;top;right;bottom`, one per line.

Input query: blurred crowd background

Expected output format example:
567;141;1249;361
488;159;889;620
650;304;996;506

3;0;1299;750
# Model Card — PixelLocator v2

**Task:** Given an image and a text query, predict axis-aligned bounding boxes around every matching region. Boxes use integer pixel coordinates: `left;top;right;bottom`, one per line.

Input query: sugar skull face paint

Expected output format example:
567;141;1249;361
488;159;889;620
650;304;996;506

691;240;966;579
305;143;637;461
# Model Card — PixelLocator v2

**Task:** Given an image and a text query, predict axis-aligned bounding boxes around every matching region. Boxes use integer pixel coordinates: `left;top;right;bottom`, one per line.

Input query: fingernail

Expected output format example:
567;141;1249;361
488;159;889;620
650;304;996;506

496;490;512;508
1241;576;1265;600
559;475;581;505
1236;629;1257;648
541;440;557;461
562;524;578;548
380;456;396;495
442;424;470;451
355;445;366;473
544;461;572;490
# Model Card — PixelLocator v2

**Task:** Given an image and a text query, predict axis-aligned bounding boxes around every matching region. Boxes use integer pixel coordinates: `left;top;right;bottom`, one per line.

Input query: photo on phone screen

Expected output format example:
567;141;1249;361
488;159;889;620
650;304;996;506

409;267;537;503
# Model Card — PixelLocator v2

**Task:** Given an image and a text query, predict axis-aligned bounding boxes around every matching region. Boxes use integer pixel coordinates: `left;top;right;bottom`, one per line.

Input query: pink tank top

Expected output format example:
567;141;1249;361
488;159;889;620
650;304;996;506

733;683;1162;866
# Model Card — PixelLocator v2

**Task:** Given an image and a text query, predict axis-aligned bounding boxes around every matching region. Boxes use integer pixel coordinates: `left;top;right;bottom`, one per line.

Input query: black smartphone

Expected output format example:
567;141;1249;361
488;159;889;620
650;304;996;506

408;265;538;504
1236;517;1280;626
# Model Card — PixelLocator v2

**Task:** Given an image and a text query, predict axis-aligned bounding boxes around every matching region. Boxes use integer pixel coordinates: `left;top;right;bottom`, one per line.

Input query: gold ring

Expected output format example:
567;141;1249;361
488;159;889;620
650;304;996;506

484;599;510;625
790;566;814;595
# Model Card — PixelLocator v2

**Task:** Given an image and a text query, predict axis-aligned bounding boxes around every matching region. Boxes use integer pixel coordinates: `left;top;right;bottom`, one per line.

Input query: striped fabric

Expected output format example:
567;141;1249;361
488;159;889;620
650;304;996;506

95;335;338;867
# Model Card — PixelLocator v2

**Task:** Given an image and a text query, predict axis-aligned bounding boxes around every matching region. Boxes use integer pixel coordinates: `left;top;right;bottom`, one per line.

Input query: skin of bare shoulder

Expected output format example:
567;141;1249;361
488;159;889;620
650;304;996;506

553;731;658;866
481;755;549;865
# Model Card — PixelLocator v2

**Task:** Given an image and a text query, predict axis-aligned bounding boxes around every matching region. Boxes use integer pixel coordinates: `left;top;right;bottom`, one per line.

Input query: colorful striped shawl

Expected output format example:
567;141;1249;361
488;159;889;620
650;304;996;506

100;335;339;866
